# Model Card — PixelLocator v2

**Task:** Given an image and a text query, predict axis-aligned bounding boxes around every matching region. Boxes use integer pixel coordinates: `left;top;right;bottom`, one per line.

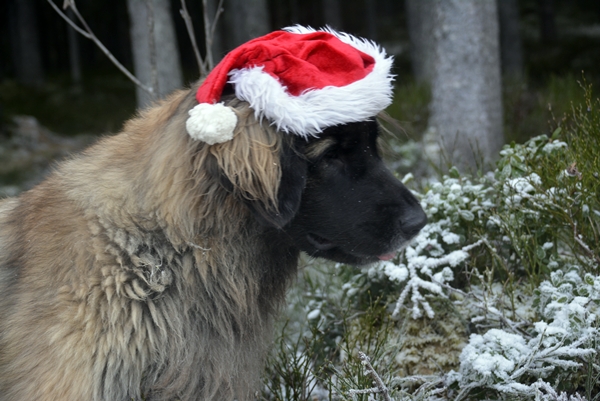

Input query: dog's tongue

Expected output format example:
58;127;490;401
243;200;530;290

377;252;396;261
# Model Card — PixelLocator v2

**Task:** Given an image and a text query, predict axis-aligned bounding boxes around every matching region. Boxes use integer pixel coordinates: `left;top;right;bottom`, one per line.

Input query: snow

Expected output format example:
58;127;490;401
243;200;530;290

503;173;542;206
542;140;568;153
460;329;529;380
542;242;554;250
452;267;600;397
442;231;461;244
306;309;321;320
381;261;408;283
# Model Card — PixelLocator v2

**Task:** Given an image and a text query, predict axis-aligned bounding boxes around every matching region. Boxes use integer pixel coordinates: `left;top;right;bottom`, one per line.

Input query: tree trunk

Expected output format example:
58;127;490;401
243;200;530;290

364;0;377;40
67;8;82;87
127;0;183;109
426;0;504;173
538;0;557;43
242;0;271;42
223;0;271;50
289;0;299;24
405;0;435;83
9;0;44;86
206;0;226;65
498;0;523;79
322;0;343;30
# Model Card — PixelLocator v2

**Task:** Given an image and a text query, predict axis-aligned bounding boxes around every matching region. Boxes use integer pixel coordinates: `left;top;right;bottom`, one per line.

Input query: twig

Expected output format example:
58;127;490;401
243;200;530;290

207;0;224;42
391;239;485;319
180;0;206;76
47;0;154;95
348;351;393;401
203;0;225;71
572;221;600;265
435;278;531;335
58;0;90;37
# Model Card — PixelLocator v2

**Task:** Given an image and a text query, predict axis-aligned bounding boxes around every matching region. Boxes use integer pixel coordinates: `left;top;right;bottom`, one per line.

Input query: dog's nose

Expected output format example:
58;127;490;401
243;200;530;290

401;207;428;237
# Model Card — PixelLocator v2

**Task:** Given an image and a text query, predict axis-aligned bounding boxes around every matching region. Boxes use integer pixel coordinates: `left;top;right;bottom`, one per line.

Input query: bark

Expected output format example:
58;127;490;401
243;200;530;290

223;0;271;50
426;0;504;173
364;0;377;40
243;0;271;42
289;0;299;24
322;0;343;30
498;0;524;79
10;0;44;86
405;0;435;83
538;0;557;43
127;0;183;109
67;8;82;86
205;0;226;64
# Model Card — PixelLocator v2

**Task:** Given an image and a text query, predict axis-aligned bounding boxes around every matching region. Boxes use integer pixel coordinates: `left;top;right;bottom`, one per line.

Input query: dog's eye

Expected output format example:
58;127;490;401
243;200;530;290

323;148;345;169
323;147;342;160
323;148;340;159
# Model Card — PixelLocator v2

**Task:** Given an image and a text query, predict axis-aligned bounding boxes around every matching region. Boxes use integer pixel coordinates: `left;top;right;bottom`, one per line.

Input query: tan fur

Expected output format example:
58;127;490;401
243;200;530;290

305;137;335;160
0;88;298;400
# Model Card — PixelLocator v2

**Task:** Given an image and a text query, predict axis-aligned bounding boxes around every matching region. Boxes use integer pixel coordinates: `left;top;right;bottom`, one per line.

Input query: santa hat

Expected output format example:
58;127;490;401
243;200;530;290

186;25;394;145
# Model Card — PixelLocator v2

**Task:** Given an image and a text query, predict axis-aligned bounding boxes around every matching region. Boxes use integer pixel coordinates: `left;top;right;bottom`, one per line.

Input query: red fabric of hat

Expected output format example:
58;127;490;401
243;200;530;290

197;30;376;104
186;26;394;144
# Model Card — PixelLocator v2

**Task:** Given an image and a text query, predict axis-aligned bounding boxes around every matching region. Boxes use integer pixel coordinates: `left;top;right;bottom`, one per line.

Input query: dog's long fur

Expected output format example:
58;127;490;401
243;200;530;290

0;87;305;400
0;83;427;400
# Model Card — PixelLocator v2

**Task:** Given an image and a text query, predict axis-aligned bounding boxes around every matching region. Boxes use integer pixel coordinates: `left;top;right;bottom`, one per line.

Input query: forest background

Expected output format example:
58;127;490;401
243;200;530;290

1;0;600;400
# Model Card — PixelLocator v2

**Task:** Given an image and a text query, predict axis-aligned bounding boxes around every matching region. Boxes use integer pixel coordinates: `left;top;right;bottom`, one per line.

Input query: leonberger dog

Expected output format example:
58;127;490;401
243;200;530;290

0;38;427;401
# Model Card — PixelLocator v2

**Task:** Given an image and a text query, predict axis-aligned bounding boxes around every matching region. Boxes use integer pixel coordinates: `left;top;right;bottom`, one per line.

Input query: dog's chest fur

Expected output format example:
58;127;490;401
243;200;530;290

0;182;299;401
85;215;298;400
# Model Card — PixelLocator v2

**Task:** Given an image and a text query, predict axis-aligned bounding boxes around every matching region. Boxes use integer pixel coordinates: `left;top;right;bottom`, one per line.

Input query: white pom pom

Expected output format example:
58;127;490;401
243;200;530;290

186;103;238;144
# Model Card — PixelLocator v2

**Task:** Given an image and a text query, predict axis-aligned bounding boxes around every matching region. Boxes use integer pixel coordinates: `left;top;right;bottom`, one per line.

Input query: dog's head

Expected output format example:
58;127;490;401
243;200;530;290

284;120;427;265
209;97;427;265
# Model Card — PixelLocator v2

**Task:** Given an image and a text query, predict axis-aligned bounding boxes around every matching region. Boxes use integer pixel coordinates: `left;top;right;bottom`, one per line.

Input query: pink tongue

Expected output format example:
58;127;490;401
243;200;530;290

377;252;396;261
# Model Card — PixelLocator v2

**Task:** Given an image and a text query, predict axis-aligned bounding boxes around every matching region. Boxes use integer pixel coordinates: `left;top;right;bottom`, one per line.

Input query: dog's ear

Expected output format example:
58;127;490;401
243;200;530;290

244;138;307;228
209;101;307;229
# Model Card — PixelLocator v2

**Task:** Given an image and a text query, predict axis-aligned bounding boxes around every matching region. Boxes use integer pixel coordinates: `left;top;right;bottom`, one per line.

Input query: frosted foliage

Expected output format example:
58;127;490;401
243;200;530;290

334;134;599;400
460;329;529;384
369;174;493;319
454;270;599;399
536;270;600;344
498;134;567;160
503;173;542;206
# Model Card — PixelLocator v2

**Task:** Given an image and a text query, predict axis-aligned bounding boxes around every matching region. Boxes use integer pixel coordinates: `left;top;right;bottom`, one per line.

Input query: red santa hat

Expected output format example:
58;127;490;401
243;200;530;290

186;25;395;144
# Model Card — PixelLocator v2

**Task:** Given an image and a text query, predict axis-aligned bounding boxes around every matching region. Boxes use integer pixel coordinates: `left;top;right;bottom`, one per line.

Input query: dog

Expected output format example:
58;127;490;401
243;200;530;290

0;31;427;401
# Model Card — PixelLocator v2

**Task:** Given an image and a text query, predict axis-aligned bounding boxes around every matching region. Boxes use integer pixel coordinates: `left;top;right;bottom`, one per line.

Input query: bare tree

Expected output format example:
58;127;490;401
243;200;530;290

289;0;299;24
127;0;183;108
538;0;557;43
47;0;154;96
405;0;435;83
48;0;222;102
205;0;226;63
364;0;377;40
425;0;504;173
498;0;524;80
322;0;343;30
67;8;82;86
223;0;271;49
